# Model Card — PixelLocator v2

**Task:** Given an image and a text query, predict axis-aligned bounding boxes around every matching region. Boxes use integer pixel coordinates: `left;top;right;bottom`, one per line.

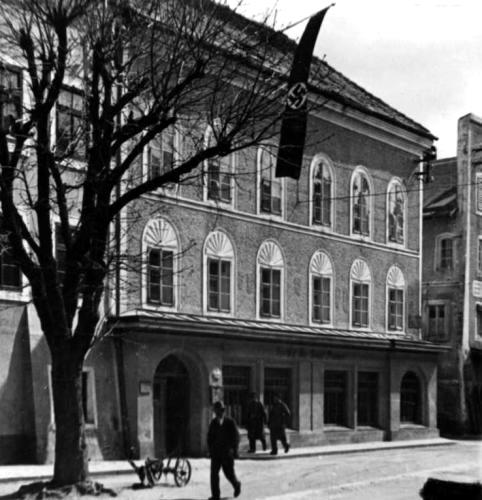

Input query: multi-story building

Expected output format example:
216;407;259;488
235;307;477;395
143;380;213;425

0;7;444;464
422;113;482;434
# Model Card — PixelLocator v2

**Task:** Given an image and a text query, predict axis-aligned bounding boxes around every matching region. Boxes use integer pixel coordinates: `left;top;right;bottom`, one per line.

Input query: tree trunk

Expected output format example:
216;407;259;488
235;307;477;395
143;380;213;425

50;347;89;486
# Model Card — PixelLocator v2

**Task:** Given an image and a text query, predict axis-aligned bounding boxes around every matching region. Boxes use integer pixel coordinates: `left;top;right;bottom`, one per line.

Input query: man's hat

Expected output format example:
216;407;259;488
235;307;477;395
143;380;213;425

213;400;225;411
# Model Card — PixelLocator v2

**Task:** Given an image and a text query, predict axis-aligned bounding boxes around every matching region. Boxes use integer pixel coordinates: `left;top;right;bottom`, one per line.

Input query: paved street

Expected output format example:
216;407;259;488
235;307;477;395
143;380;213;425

0;441;480;499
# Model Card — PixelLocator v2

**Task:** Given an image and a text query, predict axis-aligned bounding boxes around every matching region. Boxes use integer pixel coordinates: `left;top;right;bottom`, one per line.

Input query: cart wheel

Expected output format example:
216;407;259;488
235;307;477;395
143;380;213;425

174;458;192;487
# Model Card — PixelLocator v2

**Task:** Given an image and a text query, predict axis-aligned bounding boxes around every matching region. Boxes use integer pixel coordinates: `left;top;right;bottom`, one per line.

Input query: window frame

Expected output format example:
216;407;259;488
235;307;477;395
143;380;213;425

203;230;235;316
146;126;178;190
386;265;406;333
426;300;449;341
386;178;406;247
309;154;334;230
350;167;372;239
309;250;333;326
0;216;22;291
434;233;455;271
141;218;179;311
478;236;482;275
146;247;175;307
349;259;372;330
56;86;85;159
476;303;482;339
0;65;23;132
257;146;284;218
222;364;251;427
476;172;482;215
203;125;235;206
256;240;284;321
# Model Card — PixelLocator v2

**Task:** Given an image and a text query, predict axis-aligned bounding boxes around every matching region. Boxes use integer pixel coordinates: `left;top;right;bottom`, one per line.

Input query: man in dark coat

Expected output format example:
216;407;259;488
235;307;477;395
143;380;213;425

207;400;241;500
268;393;291;455
246;392;267;453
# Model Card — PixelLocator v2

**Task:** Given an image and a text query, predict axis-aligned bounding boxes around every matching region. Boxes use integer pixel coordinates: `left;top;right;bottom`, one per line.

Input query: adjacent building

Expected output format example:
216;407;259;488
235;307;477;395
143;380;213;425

0;6;445;464
422;113;482;434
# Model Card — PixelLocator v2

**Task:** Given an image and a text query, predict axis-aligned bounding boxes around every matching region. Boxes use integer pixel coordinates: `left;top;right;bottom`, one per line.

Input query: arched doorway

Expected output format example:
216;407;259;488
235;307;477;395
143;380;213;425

153;355;190;456
400;371;422;424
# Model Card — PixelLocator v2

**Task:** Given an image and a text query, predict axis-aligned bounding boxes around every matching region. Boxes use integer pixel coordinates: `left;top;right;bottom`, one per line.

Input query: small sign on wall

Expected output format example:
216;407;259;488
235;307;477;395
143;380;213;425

473;280;482;298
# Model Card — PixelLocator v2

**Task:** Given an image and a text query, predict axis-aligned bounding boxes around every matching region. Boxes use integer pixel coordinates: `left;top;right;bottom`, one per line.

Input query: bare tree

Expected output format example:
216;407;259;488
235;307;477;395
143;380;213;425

0;0;309;489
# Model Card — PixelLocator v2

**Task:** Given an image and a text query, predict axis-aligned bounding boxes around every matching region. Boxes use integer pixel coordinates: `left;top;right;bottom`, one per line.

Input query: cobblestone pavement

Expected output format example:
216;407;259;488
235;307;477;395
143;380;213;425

0;441;480;499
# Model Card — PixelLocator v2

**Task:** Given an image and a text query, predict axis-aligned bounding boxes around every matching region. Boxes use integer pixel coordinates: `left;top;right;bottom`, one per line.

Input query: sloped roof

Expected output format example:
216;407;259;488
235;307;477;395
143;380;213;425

210;1;436;140
423;158;458;217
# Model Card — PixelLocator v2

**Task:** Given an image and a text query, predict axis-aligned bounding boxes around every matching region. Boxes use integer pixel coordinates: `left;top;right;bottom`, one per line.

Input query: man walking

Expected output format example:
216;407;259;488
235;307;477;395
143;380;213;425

246;392;267;453
268;393;291;455
207;400;242;500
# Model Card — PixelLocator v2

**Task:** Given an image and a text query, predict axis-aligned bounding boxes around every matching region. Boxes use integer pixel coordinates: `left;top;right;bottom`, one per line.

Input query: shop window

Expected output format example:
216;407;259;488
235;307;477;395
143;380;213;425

357;372;378;427
324;370;348;426
56;87;85;158
387;180;405;245
264;367;291;423
0;66;22;131
351;170;371;236
259;147;282;215
223;365;250;426
400;372;421;424
311;157;332;227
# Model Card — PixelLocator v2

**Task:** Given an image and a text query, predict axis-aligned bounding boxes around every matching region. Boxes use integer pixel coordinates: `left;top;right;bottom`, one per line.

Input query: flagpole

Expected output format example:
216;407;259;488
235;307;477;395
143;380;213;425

278;3;335;34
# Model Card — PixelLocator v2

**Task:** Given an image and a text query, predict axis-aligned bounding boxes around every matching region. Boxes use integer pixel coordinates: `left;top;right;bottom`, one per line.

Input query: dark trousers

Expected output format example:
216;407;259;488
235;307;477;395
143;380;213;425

248;434;266;452
270;426;288;453
210;455;239;499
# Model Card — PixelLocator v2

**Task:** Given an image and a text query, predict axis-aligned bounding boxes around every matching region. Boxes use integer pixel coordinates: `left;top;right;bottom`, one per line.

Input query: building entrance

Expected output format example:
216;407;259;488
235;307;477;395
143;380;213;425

153;355;190;456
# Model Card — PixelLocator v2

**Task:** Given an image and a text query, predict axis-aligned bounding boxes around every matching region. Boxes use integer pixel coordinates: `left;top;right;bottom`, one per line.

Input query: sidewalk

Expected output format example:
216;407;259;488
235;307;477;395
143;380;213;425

0;437;455;484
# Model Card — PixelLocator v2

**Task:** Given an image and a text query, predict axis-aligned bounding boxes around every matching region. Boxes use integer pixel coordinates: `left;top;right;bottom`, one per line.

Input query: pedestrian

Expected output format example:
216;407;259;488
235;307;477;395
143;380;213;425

207;400;242;500
268;393;291;455
246;392;267;453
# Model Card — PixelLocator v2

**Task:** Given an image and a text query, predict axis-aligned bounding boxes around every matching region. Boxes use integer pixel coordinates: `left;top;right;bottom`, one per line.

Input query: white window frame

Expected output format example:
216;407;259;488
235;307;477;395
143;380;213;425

203;123;235;207
386;178;406;247
350;166;373;240
142;124;180;195
434;233;455;271
141;217;179;311
309;153;335;231
386;265;406;333
256;240;284;321
203;229;235;316
257;145;284;219
309;250;333;327
349;259;372;330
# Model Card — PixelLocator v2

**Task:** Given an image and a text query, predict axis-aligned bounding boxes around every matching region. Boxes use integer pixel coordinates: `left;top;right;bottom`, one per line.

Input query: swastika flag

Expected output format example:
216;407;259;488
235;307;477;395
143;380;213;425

275;5;333;179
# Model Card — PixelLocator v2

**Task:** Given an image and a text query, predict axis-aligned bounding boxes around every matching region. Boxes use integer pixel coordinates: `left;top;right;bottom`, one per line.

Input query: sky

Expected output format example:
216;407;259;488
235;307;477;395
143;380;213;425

225;0;482;159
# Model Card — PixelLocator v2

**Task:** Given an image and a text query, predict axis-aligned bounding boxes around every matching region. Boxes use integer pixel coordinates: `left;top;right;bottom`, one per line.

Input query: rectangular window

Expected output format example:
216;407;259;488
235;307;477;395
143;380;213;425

208;258;231;312
388;288;404;331
223;365;250;426
477;305;482;338
264;367;291;423
207;158;231;202
0;67;22;130
324;370;347;426
147;248;174;306
353;197;369;235
148;129;175;185
478;238;482;274
428;304;447;340
56;88;85;158
260;267;281;318
0;220;21;290
440;238;453;270
55;224;67;286
352;283;369;327
82;370;96;425
313;173;331;226
477;175;482;213
357;372;378;427
261;178;282;215
312;276;330;324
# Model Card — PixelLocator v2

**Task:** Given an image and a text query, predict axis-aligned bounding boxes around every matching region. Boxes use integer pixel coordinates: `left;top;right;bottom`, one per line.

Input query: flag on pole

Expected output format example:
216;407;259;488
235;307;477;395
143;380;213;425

275;5;334;179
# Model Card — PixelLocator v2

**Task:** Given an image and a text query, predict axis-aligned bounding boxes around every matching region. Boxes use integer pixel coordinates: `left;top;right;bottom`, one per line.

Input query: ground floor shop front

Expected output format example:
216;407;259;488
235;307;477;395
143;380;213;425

113;313;442;459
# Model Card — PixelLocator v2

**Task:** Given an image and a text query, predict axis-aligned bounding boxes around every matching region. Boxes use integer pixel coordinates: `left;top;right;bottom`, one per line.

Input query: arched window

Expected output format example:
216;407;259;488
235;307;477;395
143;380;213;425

258;146;283;216
205;125;234;204
310;251;333;325
387;265;405;332
350;259;371;328
204;230;234;314
310;155;333;228
142;218;179;308
257;240;284;319
400;372;422;424
387;180;406;245
351;169;371;237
